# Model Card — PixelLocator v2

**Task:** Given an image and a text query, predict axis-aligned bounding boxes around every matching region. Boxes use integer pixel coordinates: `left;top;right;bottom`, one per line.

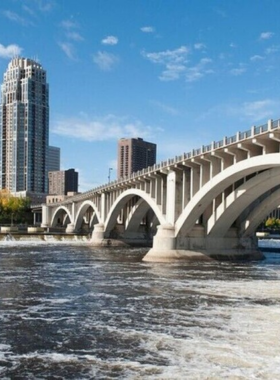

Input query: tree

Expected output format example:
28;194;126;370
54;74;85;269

265;217;280;230
0;190;31;225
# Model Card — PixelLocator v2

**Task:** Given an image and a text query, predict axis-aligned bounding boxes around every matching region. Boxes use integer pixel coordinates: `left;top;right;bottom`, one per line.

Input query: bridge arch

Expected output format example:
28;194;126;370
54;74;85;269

74;200;101;232
240;187;280;237
175;153;280;238
51;206;72;228
124;198;159;238
207;167;280;237
104;189;166;237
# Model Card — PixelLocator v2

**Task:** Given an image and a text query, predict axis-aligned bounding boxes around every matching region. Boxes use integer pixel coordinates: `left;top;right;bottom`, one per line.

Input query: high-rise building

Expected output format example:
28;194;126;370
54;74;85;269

48;168;78;195
48;146;60;172
117;137;156;179
0;57;49;194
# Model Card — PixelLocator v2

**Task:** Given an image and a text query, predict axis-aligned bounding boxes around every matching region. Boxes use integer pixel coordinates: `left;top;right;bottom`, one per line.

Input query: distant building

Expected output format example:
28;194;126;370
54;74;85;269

48;146;60;172
117;137;157;179
48;169;78;195
0;57;49;194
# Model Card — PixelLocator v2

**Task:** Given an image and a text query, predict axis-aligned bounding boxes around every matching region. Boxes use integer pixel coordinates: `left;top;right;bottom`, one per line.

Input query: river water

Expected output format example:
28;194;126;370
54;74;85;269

0;241;280;379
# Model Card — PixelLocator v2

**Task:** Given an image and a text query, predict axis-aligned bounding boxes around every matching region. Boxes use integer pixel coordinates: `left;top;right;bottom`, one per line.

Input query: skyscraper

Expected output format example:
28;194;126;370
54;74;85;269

48;169;78;195
48;146;60;172
117;137;157;179
0;57;49;194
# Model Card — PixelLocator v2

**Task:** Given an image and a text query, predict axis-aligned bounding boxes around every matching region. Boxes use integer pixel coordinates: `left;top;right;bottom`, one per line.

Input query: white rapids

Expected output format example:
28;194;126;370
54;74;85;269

0;243;279;379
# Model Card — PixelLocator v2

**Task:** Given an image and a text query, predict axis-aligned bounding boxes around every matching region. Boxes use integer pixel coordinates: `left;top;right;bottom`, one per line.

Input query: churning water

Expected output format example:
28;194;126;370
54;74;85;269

0;241;280;379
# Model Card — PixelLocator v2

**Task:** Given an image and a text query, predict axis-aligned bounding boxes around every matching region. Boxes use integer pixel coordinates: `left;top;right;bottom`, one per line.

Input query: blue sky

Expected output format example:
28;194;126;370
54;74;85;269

1;0;280;191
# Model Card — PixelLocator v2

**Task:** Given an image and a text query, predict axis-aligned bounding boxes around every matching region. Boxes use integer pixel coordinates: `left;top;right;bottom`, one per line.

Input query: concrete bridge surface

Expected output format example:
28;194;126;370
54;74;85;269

42;119;280;261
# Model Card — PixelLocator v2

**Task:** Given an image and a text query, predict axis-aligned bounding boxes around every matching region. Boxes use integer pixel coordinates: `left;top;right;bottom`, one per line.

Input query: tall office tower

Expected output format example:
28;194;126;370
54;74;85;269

48;146;60;172
48;169;78;195
0;57;49;194
117;137;157;179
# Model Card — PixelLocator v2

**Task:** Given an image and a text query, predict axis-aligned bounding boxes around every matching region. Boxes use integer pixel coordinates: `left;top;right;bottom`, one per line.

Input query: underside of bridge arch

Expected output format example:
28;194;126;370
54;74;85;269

167;154;280;257
51;207;72;229
207;167;280;237
103;189;164;244
74;202;100;233
175;154;280;237
123;198;159;240
240;186;280;237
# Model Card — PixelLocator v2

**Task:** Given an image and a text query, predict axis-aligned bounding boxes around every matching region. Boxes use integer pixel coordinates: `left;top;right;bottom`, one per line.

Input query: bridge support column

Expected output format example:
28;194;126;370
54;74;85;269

90;223;105;245
143;224;181;262
143;224;215;263
65;223;76;233
41;205;49;228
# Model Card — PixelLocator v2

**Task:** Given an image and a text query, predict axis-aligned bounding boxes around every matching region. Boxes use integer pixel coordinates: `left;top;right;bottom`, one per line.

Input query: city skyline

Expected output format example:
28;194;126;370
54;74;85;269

1;1;280;191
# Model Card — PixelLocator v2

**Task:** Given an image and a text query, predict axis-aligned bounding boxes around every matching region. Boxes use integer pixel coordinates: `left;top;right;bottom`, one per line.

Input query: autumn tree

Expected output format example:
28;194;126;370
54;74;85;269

265;217;280;230
0;190;31;224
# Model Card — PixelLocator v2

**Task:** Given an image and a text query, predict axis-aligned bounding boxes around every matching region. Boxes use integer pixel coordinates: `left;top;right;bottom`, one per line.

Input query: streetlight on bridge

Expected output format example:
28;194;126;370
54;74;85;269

108;168;113;183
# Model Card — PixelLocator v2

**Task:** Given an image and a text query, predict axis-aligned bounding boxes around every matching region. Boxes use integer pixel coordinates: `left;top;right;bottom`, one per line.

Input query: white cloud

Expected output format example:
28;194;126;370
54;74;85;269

160;63;186;81
265;45;279;54
93;51;119;71
143;46;189;64
2;10;31;26
61;20;78;29
22;5;36;16
66;31;84;41
250;55;264;61
215;8;227;18
33;0;54;12
58;42;75;60
0;44;23;59
60;19;84;45
143;46;189;81
101;36;118;45
230;67;246;76
197;99;279;124
150;100;179;115
143;46;213;82
194;43;206;50
259;31;274;40
185;58;213;82
241;99;278;121
141;26;155;33
53;114;162;141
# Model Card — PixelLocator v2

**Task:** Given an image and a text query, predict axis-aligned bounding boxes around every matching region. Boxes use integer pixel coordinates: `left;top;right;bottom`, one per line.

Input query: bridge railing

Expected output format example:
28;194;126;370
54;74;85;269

51;118;280;205
272;119;280;129
239;129;251;140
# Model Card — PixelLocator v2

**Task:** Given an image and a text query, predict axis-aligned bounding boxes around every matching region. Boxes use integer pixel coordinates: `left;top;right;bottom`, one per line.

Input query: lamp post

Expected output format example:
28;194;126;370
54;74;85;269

146;148;151;168
108;168;113;183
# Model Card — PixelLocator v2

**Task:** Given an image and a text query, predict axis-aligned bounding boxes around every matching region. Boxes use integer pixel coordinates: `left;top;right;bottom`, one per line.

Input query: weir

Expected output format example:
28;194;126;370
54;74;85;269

40;119;280;262
0;233;89;243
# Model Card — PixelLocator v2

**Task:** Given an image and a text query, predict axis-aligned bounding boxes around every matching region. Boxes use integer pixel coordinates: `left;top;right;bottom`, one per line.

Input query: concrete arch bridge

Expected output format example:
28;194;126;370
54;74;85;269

42;119;280;261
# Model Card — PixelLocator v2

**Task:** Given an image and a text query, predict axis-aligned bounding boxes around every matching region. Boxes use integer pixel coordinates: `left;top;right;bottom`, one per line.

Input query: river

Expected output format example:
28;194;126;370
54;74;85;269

0;241;280;379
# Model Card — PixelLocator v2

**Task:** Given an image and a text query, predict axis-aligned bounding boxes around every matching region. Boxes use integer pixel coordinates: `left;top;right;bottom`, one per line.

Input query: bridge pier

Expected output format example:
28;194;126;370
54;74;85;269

65;223;76;233
143;226;264;262
143;224;213;262
90;223;105;245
